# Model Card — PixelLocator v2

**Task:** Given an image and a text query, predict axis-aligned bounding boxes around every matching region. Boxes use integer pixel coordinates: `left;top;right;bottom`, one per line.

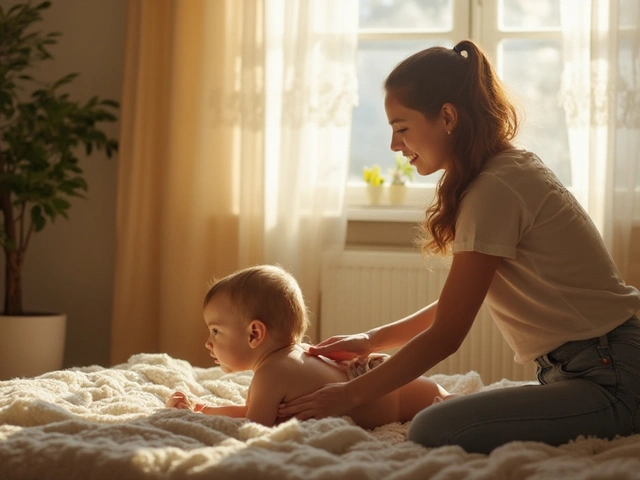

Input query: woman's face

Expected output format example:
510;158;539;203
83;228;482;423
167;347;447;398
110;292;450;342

384;93;454;176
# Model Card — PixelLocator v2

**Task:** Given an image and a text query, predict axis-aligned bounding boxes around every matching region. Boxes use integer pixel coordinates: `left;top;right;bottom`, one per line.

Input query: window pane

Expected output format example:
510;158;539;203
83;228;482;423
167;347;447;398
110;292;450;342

499;39;571;185
620;0;640;28
359;0;453;30
500;0;560;30
349;39;449;183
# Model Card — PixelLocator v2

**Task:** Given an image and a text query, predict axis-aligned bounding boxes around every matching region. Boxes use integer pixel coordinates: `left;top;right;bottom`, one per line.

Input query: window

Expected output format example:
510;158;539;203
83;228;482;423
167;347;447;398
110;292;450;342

485;0;568;184
347;0;568;215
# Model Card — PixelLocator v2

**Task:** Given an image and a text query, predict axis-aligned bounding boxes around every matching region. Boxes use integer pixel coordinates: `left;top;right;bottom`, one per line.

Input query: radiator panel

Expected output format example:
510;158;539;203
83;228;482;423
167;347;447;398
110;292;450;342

320;250;536;384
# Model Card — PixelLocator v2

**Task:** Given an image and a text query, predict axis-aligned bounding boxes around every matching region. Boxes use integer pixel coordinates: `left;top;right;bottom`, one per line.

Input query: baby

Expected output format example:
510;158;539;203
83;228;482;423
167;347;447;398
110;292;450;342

166;264;455;428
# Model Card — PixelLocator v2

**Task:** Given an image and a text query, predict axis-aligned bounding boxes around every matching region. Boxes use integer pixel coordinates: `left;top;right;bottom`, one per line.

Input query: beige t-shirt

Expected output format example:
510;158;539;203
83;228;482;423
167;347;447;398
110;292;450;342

453;148;640;363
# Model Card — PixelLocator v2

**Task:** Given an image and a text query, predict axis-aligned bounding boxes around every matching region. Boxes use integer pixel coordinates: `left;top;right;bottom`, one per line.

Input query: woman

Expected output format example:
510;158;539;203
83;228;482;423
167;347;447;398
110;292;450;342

277;40;640;454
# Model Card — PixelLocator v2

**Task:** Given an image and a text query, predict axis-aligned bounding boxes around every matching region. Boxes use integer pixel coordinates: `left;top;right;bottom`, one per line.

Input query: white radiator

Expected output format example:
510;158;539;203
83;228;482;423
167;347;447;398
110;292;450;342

319;249;536;384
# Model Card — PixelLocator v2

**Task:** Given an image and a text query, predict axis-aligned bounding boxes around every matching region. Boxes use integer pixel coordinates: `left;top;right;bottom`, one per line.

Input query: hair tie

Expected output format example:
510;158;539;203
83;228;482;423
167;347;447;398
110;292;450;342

453;45;468;58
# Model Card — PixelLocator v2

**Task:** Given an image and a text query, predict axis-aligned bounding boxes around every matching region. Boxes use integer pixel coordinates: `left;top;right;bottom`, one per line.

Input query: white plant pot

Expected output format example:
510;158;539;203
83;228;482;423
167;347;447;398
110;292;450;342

388;184;408;205
0;313;66;380
366;184;384;205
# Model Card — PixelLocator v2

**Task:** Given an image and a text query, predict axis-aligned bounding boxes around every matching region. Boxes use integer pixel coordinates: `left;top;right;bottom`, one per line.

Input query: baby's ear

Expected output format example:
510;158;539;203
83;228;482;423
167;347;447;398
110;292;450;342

247;320;267;348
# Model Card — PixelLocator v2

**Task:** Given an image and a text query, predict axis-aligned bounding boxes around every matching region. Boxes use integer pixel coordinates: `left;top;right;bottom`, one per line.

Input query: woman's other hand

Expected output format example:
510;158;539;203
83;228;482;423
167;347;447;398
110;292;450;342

278;382;352;420
307;333;372;361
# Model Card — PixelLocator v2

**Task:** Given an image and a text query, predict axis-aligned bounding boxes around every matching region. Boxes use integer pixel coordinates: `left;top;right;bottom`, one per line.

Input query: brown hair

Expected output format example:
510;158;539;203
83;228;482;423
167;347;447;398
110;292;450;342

204;265;309;343
384;40;520;255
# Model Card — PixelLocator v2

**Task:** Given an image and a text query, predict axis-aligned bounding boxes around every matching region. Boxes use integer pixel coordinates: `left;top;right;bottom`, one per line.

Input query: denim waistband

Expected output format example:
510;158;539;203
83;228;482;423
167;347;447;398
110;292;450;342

534;314;638;368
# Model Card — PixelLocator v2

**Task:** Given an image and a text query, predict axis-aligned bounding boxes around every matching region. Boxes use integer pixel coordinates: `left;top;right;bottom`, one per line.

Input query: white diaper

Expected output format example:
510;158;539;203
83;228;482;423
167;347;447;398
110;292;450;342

337;353;390;380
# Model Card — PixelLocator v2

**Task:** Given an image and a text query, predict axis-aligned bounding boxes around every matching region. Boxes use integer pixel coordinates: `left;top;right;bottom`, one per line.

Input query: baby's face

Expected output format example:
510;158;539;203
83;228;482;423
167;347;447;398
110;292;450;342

203;295;253;373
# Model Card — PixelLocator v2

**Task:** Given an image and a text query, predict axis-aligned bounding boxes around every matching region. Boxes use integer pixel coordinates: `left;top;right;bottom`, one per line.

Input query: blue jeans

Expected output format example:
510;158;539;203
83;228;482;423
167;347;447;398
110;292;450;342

407;316;640;454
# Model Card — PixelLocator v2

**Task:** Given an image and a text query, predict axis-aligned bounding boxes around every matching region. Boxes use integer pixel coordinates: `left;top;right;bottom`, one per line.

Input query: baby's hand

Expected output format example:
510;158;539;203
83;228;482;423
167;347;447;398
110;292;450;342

166;391;205;412
166;391;191;409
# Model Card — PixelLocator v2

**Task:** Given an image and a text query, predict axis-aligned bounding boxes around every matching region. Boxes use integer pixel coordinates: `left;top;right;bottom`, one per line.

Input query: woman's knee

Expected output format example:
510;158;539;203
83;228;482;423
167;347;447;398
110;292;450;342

407;395;486;449
407;404;454;448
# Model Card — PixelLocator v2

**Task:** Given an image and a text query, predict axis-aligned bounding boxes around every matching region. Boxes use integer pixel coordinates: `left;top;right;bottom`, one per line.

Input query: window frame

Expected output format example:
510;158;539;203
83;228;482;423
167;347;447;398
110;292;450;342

347;0;470;218
346;0;567;221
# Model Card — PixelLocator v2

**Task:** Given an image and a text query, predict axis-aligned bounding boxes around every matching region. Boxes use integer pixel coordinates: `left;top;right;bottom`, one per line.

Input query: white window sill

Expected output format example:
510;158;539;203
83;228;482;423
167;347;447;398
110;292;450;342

347;205;424;223
346;182;434;223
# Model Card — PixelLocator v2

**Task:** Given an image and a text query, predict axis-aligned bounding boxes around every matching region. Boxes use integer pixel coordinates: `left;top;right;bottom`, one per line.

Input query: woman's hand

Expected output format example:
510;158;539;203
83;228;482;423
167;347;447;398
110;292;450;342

278;382;353;421
307;333;373;361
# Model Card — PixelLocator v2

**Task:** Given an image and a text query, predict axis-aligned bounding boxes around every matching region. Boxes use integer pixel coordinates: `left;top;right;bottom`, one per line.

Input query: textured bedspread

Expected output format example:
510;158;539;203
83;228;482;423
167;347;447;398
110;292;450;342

1;353;639;479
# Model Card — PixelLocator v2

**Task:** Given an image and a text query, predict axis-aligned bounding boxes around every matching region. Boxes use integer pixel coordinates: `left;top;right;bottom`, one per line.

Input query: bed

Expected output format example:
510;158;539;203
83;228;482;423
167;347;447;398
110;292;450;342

1;353;639;479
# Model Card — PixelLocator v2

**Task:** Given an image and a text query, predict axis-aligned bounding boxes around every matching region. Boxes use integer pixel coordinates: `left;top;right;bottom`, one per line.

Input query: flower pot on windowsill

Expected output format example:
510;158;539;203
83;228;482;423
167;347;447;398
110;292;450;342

388;183;408;205
0;313;67;380
366;184;384;205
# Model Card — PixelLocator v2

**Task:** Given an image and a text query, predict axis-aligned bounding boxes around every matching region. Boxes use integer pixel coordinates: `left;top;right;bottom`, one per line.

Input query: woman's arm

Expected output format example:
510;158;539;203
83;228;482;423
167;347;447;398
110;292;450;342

279;251;501;420
367;300;438;352
348;251;500;406
307;300;438;360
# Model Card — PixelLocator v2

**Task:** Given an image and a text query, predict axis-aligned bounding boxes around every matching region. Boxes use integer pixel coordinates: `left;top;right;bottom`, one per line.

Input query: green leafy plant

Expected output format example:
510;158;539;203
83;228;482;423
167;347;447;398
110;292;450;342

389;152;414;185
0;1;119;315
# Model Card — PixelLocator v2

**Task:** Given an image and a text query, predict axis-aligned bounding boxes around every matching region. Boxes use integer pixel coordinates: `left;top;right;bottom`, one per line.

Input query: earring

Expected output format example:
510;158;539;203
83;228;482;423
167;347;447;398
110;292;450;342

447;130;451;135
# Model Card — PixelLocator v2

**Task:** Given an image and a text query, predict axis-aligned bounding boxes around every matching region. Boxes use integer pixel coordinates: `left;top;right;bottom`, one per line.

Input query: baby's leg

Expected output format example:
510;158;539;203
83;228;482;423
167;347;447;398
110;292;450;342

396;376;452;422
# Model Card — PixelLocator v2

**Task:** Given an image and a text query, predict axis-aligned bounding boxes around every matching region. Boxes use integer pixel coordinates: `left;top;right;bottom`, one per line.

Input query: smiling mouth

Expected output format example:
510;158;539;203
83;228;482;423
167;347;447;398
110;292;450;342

406;153;418;163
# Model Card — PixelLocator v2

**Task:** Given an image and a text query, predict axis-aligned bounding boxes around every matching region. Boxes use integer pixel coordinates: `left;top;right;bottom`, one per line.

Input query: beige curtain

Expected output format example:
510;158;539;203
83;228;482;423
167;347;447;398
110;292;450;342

111;0;264;366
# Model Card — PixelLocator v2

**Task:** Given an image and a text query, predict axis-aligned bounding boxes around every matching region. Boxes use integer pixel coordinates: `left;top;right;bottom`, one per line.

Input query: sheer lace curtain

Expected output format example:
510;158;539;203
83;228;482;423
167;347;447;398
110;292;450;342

263;0;358;340
111;0;356;364
560;0;640;280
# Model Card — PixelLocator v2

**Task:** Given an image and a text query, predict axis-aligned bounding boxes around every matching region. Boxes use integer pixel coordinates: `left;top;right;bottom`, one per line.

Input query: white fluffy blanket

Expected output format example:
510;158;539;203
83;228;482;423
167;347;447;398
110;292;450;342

1;353;640;480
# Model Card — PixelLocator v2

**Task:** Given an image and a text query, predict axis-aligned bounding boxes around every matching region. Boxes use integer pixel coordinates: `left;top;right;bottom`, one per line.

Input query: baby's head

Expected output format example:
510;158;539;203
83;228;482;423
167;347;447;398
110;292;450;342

204;264;309;344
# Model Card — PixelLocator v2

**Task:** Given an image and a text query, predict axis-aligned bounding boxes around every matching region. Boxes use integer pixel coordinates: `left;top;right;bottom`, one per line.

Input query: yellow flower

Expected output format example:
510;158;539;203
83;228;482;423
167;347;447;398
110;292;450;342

363;165;385;186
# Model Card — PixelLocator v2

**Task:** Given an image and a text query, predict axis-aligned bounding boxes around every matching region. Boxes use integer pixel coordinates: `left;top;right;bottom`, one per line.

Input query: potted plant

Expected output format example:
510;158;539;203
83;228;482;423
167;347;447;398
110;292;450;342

363;164;384;205
388;152;414;205
0;1;119;379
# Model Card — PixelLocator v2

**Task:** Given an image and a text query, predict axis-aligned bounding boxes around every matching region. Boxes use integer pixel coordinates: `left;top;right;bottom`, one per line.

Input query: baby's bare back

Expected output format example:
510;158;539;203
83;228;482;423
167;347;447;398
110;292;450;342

276;348;435;429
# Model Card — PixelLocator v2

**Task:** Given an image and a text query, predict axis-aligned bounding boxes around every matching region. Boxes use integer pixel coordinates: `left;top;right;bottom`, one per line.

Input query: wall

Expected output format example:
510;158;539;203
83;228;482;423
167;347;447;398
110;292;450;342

346;220;419;248
0;0;127;368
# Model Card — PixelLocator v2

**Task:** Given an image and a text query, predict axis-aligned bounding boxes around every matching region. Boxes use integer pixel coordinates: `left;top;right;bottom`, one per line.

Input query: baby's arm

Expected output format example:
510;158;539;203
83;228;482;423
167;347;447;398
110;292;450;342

166;391;248;418
198;404;249;417
166;367;286;425
244;367;287;426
